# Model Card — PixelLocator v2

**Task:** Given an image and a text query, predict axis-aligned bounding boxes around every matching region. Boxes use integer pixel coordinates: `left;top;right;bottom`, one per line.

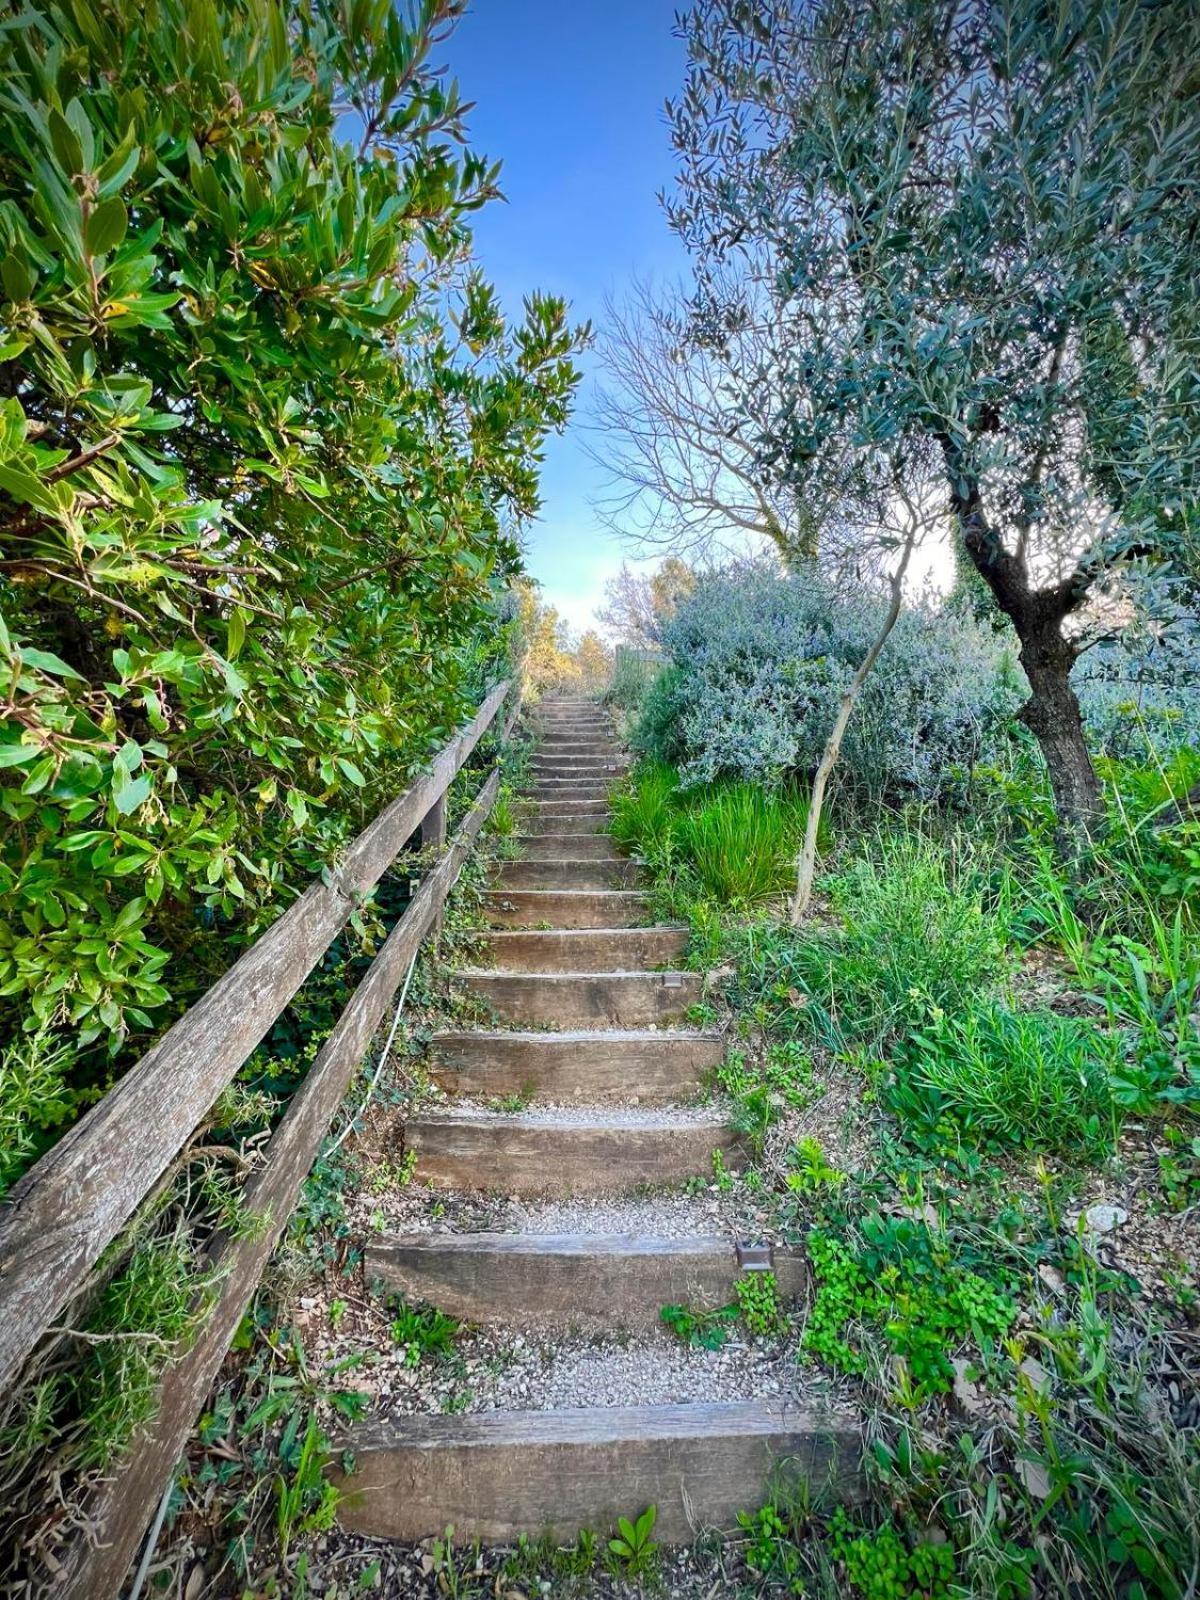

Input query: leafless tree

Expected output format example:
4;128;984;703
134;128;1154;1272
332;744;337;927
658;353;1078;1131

596;557;697;647
586;276;805;561
791;463;946;920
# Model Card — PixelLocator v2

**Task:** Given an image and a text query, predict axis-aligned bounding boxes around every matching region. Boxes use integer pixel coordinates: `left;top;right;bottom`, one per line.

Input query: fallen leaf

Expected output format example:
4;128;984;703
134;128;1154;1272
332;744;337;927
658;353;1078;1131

1015;1456;1052;1499
952;1357;987;1416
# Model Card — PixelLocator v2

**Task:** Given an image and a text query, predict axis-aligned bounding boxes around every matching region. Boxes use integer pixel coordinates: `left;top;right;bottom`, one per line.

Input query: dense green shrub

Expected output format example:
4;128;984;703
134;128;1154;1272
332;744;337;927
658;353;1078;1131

641;562;1017;800
0;0;581;1151
733;835;1011;1053
888;1001;1120;1159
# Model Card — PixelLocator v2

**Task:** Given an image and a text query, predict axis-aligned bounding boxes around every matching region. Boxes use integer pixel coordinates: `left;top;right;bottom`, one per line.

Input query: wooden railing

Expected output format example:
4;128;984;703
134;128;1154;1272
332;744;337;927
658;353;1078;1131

0;681;516;1596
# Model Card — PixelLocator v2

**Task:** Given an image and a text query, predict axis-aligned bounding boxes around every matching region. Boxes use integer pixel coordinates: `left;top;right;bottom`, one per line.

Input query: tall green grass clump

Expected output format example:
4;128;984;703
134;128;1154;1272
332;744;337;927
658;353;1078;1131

609;760;680;862
888;1001;1120;1159
673;784;812;905
822;835;1011;1044
611;761;821;907
731;833;1011;1052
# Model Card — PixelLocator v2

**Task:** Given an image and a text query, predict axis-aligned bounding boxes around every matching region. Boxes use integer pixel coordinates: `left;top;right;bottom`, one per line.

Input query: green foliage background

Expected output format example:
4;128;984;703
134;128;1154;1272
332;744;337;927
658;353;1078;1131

0;0;582;1153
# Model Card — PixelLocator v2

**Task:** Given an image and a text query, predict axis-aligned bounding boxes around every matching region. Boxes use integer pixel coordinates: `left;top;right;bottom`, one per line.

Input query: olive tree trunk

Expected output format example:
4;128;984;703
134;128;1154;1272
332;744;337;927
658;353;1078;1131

942;450;1105;843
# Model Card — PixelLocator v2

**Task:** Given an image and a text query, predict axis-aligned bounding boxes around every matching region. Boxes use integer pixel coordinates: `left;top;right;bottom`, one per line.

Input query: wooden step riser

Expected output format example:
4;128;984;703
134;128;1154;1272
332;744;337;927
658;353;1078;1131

334;1402;862;1544
482;891;650;929
531;724;612;735
531;720;611;732
428;1028;723;1099
527;786;614;803
535;746;622;759
533;753;627;766
366;1234;808;1329
531;770;628;785
455;970;704;1028
517;812;608;834
403;1117;745;1195
515;834;619;860
475;927;688;972
534;742;623;753
527;795;610;812
495;861;640;891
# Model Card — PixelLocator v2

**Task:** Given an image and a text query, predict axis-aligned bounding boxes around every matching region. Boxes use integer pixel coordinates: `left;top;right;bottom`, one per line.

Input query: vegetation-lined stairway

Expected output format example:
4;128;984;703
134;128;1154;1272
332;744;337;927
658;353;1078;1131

333;698;859;1545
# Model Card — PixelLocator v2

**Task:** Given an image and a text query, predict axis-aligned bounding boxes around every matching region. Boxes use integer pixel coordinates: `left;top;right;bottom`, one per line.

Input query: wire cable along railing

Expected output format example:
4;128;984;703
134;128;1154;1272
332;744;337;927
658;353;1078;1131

0;679;517;1597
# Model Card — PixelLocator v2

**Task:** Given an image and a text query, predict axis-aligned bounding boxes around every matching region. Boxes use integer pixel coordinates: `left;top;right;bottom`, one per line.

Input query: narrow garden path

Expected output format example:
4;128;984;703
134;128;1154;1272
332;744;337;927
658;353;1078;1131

331;697;859;1545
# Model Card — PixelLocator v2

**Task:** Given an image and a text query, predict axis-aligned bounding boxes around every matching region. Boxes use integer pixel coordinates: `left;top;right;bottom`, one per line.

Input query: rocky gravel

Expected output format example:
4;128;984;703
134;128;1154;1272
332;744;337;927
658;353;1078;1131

418;1098;734;1128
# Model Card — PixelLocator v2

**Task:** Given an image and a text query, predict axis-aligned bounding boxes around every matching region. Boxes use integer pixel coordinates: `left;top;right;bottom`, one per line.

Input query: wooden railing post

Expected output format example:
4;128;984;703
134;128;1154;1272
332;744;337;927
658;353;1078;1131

419;792;448;936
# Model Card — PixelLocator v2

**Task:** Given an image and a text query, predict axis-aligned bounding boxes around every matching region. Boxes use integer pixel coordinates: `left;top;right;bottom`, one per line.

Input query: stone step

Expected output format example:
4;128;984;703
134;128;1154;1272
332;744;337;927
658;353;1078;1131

515;833;620;860
365;1232;809;1329
482;889;651;929
453;968;704;1027
334;1400;861;1544
402;1108;745;1194
494;859;639;892
428;1025;723;1098
475;926;688;972
519;810;608;834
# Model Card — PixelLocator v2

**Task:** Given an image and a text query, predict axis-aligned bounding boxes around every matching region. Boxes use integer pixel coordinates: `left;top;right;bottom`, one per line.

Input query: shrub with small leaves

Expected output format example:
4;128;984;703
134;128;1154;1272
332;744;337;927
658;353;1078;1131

829;1508;957;1600
642;561;1015;801
804;1225;1016;1401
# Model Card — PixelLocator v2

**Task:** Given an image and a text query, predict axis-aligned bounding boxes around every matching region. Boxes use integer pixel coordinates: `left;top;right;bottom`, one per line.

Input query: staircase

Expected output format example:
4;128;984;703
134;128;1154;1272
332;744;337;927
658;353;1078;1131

333;696;859;1545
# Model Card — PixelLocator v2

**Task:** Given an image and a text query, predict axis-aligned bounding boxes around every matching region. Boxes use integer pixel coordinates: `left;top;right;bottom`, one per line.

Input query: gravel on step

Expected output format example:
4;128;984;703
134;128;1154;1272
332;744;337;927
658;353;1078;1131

345;1171;777;1243
300;1285;840;1420
419;1098;730;1129
508;1191;746;1239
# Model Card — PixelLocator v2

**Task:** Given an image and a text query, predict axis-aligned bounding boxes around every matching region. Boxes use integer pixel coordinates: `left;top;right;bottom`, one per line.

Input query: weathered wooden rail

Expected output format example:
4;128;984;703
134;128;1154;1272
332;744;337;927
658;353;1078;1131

0;682;515;1596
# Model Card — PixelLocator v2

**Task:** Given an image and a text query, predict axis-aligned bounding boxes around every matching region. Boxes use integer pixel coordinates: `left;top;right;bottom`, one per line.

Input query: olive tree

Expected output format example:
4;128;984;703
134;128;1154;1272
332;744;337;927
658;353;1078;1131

668;0;1200;838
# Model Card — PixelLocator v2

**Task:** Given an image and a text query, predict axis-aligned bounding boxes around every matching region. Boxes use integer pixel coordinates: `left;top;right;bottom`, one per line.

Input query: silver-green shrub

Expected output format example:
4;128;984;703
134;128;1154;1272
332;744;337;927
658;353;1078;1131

641;562;1018;800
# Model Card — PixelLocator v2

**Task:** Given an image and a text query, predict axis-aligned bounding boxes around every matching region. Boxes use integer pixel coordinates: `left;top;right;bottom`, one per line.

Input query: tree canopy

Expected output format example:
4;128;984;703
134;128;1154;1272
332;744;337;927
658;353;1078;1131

668;0;1200;835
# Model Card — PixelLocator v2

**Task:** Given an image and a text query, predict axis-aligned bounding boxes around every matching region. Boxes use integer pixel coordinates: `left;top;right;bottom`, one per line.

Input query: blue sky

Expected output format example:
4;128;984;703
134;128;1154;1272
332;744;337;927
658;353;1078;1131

442;0;689;635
